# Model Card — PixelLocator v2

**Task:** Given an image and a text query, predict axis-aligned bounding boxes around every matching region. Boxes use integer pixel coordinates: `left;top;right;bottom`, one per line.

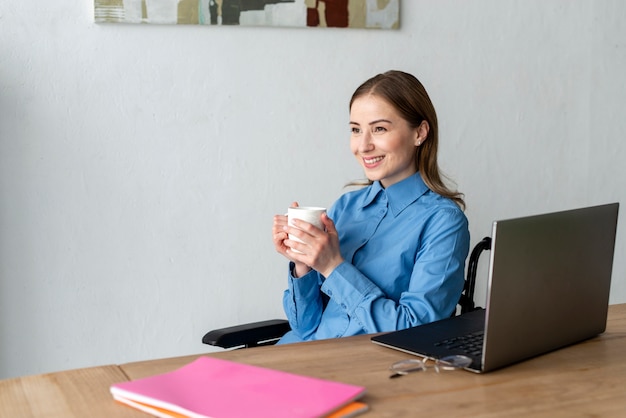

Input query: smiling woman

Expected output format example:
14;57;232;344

271;70;470;344
349;94;429;189
348;71;466;209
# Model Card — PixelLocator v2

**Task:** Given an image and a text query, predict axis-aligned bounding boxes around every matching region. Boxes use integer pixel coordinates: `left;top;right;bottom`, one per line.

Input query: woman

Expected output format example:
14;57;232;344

272;70;469;343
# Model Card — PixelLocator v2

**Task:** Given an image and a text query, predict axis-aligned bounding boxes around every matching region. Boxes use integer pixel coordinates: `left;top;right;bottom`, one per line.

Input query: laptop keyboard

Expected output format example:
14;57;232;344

434;330;484;357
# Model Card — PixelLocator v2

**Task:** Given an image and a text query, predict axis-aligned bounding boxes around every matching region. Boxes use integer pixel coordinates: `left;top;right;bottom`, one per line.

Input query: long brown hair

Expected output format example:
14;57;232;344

349;70;465;210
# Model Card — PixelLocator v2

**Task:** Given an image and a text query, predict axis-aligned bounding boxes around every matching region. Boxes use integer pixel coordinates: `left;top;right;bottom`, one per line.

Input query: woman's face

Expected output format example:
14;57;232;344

349;94;427;188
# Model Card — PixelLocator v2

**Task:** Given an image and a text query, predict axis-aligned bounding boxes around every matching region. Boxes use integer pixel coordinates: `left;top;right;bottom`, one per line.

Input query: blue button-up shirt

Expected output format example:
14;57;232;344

278;173;470;343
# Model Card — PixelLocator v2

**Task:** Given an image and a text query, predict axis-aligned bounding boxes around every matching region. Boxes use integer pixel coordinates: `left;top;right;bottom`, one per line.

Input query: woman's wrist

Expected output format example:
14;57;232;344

320;258;344;279
292;262;312;278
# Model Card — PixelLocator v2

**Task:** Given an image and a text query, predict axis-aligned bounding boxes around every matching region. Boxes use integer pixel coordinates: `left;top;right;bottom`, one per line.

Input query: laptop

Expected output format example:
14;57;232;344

372;203;619;373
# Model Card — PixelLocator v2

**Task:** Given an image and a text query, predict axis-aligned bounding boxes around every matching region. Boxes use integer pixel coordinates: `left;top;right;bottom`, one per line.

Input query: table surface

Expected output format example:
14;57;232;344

2;303;625;418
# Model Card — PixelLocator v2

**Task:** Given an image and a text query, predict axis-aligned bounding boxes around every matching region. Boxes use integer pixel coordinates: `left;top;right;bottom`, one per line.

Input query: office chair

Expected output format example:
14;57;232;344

203;237;492;349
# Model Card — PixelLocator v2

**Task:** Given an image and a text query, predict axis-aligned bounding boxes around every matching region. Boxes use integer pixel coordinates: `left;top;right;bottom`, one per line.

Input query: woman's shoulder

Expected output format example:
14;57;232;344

331;185;371;210
423;190;465;211
324;186;371;221
339;184;371;200
419;191;469;226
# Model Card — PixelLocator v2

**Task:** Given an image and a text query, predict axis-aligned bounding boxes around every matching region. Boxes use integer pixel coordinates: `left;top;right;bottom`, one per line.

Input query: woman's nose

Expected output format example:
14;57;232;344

358;132;374;153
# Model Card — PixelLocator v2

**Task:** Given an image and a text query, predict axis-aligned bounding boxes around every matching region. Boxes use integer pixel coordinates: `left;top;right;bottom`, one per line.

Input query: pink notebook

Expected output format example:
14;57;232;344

111;357;366;418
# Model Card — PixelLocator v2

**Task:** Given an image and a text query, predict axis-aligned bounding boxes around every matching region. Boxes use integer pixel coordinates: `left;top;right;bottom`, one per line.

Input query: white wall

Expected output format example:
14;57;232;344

1;0;625;379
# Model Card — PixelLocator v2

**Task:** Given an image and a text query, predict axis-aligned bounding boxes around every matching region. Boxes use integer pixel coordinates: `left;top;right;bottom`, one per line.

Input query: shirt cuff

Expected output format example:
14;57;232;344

321;261;381;311
288;262;321;301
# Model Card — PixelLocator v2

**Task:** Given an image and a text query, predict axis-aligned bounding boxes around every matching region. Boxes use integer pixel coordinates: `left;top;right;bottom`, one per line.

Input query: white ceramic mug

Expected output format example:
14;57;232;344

287;206;326;253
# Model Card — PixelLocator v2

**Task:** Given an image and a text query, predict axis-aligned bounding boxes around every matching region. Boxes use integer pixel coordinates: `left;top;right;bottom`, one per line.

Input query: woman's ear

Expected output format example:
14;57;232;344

414;120;429;146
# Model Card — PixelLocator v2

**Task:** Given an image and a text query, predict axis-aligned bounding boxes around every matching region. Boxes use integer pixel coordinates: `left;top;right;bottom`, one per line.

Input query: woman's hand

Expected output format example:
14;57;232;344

283;212;344;278
272;202;312;277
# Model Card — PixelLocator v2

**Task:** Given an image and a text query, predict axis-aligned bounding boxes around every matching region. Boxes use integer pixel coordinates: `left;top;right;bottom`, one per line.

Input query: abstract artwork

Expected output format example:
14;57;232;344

94;0;400;29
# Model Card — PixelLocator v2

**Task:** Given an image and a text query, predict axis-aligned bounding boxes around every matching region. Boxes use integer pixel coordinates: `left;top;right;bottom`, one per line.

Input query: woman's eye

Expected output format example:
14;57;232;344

373;126;387;133
351;127;361;134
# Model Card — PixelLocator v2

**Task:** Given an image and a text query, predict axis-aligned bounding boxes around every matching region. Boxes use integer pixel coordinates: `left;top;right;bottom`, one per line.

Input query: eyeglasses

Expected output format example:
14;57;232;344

389;355;473;378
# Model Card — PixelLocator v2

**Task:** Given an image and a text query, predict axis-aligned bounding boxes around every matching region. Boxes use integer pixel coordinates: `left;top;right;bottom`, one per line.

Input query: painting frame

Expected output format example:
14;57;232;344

94;0;400;30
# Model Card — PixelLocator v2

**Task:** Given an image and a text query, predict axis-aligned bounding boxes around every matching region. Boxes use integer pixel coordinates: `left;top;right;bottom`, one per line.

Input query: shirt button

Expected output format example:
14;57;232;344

341;303;347;309
327;290;333;296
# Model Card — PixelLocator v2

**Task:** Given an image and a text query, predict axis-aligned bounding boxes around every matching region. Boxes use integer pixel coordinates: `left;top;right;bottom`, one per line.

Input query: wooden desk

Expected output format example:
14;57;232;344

2;304;625;418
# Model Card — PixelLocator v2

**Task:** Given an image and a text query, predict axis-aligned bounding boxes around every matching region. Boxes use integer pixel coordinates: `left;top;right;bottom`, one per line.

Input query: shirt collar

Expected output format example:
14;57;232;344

362;173;430;216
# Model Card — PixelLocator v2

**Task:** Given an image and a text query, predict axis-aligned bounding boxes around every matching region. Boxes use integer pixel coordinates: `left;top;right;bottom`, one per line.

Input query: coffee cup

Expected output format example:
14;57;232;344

287;206;326;253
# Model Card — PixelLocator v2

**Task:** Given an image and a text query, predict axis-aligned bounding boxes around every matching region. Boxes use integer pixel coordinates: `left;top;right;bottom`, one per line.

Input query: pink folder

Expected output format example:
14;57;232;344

111;356;366;418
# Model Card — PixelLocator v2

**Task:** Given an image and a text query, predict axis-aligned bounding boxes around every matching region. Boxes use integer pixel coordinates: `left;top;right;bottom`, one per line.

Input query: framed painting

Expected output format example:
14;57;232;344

94;0;400;29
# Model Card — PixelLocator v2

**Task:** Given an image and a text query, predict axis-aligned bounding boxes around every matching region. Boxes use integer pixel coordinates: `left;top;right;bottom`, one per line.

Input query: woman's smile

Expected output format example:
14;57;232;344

362;155;385;167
